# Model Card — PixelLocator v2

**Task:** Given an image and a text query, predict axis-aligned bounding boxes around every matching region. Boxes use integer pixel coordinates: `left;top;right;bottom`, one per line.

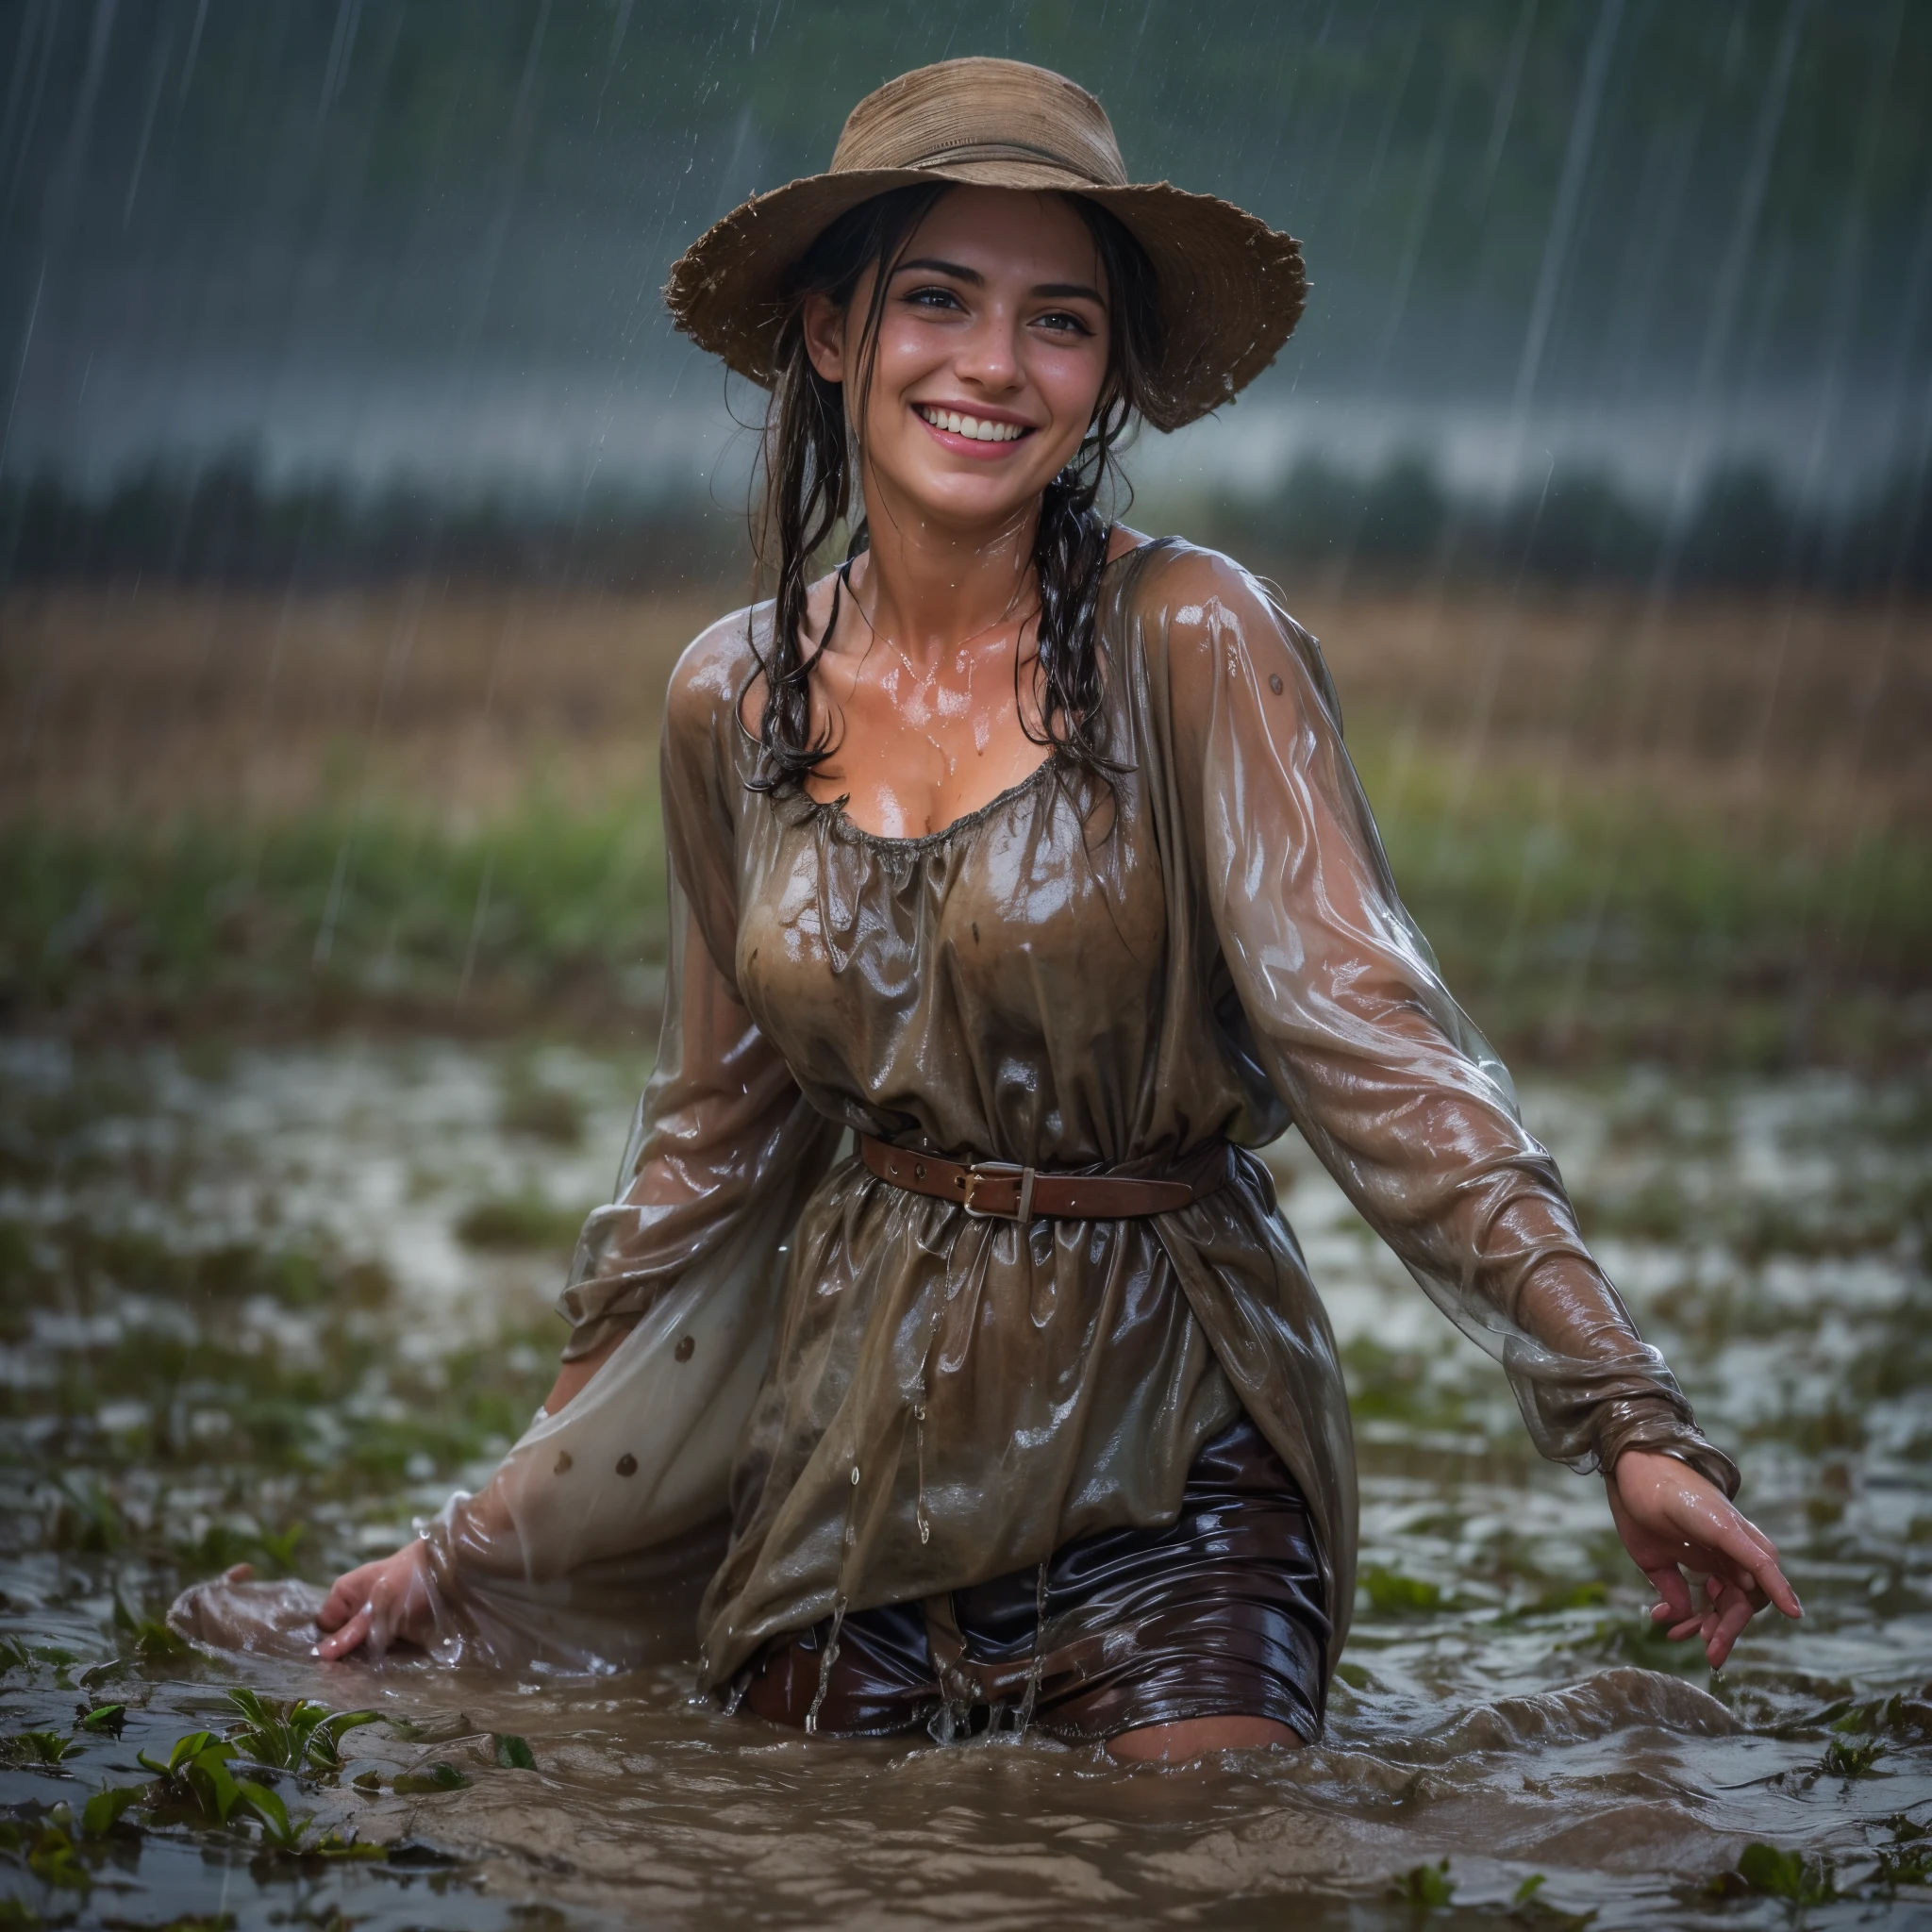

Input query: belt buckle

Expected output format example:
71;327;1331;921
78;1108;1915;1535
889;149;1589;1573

960;1160;1036;1221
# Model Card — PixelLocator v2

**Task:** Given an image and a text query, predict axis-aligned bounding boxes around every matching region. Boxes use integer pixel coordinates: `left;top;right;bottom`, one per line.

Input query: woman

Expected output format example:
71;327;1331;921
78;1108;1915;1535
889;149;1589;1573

313;58;1799;1761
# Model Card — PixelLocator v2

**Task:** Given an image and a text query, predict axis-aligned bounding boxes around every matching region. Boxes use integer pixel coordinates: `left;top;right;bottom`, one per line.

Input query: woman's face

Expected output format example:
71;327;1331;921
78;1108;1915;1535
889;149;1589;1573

803;187;1112;539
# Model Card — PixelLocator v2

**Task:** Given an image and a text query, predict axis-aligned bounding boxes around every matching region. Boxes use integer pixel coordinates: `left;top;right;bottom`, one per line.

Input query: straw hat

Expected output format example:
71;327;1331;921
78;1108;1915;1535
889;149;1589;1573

664;57;1306;433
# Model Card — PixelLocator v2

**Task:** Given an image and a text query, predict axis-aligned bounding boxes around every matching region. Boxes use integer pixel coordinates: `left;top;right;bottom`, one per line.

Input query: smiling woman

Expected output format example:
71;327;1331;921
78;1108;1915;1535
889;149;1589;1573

292;58;1799;1769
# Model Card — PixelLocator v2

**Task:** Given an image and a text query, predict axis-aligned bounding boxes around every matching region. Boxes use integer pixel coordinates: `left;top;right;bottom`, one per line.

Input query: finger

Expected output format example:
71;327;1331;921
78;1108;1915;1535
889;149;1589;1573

315;1607;371;1660
1700;1512;1803;1620
1705;1586;1758;1669
1665;1614;1705;1641
1643;1565;1695;1626
316;1567;372;1631
223;1562;255;1584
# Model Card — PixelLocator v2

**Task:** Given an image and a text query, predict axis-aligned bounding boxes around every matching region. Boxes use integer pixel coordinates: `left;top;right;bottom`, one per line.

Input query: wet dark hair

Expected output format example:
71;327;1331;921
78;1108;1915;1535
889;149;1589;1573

746;183;1162;795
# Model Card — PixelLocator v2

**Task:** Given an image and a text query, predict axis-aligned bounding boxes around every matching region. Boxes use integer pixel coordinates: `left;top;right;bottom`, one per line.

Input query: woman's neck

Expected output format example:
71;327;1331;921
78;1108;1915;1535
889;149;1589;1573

850;480;1040;670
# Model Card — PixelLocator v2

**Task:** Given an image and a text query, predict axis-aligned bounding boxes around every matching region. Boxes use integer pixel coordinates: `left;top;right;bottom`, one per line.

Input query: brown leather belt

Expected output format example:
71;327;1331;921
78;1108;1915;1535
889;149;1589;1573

859;1134;1228;1221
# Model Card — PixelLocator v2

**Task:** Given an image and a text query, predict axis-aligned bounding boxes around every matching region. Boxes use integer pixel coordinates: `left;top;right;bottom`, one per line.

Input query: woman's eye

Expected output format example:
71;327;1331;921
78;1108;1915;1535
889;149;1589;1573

904;285;962;310
1035;309;1094;336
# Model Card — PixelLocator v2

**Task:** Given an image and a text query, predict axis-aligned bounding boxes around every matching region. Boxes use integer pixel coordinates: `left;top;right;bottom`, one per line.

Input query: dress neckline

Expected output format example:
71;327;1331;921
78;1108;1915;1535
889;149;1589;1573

799;746;1065;854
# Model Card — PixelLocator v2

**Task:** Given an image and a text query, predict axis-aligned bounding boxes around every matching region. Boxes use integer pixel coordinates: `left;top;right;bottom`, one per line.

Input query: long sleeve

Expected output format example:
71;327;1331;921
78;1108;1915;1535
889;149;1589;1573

1157;549;1739;1496
557;631;843;1359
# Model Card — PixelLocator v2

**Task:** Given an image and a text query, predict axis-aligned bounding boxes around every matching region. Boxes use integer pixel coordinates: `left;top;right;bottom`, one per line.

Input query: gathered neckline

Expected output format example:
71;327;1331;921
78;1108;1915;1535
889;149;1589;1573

798;746;1065;854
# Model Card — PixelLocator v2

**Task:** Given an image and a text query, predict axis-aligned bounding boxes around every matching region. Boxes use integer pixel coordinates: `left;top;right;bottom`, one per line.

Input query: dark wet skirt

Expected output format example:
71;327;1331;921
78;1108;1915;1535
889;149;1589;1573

734;1413;1330;1744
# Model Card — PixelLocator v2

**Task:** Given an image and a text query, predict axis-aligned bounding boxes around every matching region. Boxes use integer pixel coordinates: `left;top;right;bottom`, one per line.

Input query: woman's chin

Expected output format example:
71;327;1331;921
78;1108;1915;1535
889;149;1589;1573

877;471;1062;537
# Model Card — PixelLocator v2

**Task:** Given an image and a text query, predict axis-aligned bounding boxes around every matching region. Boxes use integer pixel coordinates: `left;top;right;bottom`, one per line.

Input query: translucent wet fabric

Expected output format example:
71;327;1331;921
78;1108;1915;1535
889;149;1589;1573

175;540;1737;1687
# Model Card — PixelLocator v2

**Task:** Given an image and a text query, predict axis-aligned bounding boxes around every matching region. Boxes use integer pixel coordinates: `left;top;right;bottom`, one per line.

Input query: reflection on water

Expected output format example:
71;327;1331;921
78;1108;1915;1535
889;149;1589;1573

1;1041;1927;1926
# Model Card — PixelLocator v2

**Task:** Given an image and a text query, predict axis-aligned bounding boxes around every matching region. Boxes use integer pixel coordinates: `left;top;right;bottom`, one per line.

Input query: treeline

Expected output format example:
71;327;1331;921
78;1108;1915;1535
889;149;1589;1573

0;457;747;592
2;450;1927;593
1205;455;1932;594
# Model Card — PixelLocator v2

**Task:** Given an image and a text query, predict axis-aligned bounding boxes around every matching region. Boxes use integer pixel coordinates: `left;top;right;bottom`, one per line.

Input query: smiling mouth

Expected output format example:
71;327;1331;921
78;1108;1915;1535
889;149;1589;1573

914;404;1031;443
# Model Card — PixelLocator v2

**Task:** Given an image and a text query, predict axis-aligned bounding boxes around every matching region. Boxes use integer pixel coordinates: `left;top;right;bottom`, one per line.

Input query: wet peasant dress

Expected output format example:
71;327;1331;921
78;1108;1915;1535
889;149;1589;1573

417;538;1739;1723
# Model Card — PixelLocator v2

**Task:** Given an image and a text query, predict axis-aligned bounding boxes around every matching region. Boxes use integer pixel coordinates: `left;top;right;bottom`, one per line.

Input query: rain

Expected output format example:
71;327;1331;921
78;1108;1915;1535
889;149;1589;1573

0;2;1928;1926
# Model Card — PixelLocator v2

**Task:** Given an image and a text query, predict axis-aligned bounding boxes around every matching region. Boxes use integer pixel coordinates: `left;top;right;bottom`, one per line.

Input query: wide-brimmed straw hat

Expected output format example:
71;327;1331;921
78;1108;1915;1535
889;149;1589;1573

664;57;1306;433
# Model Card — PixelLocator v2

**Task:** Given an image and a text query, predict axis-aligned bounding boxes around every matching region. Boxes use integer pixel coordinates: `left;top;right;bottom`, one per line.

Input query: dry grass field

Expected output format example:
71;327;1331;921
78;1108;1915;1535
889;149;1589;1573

4;578;1926;831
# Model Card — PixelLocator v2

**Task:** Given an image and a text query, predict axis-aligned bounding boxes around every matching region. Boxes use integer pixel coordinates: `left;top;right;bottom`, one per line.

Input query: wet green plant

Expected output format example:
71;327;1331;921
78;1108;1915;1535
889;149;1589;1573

1871;1816;1931;1889
20;1819;90;1892
1494;1582;1608;1623
1708;1842;1838;1905
133;1729;280;1838
1822;1736;1886;1777
1362;1569;1444;1615
74;1701;124;1736
391;1761;470;1795
113;1597;188;1661
223;1689;378;1774
1390;1856;1455;1912
491;1733;536;1771
78;1786;142;1839
3;1732;76;1767
1509;1873;1598;1929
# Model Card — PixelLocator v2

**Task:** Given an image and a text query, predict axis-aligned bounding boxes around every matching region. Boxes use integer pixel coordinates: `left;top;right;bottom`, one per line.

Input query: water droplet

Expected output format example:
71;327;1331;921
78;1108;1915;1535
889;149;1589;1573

675;1334;695;1361
616;1452;637;1476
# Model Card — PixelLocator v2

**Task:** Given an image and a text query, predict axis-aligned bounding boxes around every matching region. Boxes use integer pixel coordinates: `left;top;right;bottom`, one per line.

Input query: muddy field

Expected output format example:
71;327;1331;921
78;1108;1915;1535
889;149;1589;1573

0;1041;1926;1925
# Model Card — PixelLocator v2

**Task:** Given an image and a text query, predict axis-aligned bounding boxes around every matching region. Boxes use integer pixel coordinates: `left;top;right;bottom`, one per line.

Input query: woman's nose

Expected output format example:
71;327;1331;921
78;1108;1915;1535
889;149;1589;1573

954;308;1023;391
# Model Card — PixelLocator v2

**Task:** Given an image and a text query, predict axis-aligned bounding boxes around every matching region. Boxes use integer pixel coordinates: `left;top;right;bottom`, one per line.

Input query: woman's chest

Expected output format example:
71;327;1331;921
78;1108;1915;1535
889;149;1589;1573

733;770;1167;1066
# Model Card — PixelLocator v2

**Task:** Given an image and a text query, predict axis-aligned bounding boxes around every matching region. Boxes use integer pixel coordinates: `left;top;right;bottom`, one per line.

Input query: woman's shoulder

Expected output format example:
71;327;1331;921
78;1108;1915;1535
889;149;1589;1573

664;602;771;753
1111;536;1319;691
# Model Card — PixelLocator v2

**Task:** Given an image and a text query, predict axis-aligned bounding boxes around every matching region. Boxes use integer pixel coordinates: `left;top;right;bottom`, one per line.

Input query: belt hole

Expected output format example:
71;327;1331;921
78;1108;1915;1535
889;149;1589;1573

914;1163;926;1180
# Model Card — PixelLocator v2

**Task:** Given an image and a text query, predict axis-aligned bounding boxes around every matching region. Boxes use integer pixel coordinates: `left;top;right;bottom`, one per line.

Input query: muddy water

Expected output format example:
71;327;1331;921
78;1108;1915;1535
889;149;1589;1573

1;1039;1927;1926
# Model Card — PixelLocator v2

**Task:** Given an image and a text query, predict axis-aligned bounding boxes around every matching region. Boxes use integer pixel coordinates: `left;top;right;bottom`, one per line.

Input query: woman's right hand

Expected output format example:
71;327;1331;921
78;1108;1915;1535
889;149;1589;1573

314;1538;435;1661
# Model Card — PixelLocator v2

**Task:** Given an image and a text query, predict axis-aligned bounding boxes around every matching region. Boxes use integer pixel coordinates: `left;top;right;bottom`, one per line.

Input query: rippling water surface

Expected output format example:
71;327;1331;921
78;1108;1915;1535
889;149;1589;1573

1;1040;1927;1926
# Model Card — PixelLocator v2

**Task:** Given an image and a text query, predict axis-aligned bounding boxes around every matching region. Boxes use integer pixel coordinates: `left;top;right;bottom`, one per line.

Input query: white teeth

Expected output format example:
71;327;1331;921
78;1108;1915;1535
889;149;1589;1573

921;406;1022;442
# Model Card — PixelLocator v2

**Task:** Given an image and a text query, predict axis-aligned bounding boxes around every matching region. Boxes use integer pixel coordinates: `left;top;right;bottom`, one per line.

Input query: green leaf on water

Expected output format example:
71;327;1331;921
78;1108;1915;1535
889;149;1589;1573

76;1702;125;1735
1509;1870;1599;1927
392;1760;470;1794
492;1732;537;1770
1391;1857;1455;1908
1332;1659;1374;1690
24;1821;90;1890
80;1784;143;1838
6;1729;76;1765
233;1777;296;1847
1729;1842;1837;1904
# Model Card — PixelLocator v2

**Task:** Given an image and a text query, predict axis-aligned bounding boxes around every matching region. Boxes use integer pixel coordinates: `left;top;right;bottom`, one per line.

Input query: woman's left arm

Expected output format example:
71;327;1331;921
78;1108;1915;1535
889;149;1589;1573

1157;551;1798;1665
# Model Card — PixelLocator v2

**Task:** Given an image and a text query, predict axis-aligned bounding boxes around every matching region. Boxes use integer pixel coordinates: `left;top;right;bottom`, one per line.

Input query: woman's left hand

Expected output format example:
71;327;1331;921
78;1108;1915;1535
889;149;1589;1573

1606;1448;1802;1668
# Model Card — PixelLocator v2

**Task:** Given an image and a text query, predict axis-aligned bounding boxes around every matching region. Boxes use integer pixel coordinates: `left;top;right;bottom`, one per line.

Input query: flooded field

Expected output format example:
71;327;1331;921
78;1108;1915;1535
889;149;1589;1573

0;1038;1926;1927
